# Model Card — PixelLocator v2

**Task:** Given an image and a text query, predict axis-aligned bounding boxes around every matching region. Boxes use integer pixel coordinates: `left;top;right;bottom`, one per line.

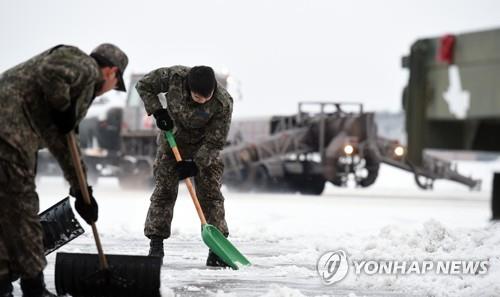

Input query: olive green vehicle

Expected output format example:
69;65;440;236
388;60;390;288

404;27;500;161
403;27;500;217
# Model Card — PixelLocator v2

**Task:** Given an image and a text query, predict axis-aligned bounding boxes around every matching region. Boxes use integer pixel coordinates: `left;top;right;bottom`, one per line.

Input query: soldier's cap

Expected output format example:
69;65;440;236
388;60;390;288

91;43;128;92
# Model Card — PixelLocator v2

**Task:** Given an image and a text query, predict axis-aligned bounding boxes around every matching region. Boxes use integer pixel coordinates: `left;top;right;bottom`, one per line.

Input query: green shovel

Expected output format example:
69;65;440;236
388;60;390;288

164;131;251;269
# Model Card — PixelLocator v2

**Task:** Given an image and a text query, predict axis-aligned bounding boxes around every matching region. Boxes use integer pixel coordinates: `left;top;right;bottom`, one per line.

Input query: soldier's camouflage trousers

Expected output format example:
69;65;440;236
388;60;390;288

144;141;229;239
0;158;46;281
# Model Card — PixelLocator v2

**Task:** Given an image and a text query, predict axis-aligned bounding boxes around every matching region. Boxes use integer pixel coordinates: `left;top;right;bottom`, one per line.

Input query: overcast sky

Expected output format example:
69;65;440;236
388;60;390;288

1;0;500;118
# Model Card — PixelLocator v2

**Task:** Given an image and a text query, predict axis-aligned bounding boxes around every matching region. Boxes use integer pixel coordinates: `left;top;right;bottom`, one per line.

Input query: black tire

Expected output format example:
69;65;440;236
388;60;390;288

297;178;325;195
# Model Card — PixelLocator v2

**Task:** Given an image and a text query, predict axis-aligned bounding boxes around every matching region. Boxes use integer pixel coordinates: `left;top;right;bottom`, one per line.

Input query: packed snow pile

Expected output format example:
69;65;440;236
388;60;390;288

328;220;500;297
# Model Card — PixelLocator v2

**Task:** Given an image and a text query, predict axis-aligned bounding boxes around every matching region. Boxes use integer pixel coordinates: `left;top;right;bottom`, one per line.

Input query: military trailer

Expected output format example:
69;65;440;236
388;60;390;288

402;27;500;217
222;102;479;195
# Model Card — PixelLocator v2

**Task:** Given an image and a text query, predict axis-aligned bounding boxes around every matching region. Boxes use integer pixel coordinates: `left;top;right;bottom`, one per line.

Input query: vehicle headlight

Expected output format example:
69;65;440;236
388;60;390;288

394;145;405;157
344;144;354;155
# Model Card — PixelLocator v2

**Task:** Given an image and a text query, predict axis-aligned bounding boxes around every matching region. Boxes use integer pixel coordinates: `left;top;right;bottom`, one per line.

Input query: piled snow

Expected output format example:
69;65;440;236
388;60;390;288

332;221;500;297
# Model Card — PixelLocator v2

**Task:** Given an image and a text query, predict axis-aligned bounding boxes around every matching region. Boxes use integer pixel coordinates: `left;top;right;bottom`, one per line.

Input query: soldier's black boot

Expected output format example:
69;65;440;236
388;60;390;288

0;279;13;297
148;236;164;258
20;272;57;297
206;250;230;268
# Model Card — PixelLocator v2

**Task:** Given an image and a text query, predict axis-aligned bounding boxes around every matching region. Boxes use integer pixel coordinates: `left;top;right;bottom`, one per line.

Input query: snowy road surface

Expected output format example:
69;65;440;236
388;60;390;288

10;162;500;296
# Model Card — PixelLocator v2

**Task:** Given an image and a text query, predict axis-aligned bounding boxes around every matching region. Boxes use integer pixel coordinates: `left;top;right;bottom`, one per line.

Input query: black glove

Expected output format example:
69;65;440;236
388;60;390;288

70;186;98;225
153;109;173;131
51;101;77;134
175;160;199;180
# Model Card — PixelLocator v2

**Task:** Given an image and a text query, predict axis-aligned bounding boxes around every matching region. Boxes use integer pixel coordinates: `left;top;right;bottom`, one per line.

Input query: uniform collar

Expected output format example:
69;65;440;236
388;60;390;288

92;60;105;100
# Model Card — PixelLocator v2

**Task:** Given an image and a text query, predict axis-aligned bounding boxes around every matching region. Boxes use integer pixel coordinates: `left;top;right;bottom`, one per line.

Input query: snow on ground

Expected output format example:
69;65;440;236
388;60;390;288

10;160;500;296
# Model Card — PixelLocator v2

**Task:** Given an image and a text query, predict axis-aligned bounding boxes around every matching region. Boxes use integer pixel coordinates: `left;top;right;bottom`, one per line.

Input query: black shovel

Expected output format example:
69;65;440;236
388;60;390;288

39;197;84;255
54;132;162;297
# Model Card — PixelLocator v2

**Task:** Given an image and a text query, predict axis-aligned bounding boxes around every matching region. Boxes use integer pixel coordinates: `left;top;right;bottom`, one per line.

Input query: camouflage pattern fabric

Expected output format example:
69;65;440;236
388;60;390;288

0;45;102;188
135;65;233;168
0;159;45;280
0;45;103;280
144;138;229;238
137;66;233;239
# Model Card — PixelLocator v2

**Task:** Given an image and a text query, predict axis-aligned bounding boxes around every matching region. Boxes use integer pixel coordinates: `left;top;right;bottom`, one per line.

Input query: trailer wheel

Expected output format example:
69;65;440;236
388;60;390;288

297;178;325;195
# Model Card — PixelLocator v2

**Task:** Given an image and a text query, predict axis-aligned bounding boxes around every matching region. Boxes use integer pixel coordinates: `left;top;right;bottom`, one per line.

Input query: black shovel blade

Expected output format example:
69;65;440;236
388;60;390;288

39;197;84;255
55;252;162;297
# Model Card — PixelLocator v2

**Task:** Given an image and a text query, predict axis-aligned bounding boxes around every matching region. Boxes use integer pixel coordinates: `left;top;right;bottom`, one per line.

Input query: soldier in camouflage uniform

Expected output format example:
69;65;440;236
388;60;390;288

0;44;128;297
136;65;233;267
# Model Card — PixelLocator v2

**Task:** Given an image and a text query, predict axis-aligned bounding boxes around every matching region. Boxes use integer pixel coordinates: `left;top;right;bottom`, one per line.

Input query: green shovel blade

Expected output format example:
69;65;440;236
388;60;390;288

202;224;251;270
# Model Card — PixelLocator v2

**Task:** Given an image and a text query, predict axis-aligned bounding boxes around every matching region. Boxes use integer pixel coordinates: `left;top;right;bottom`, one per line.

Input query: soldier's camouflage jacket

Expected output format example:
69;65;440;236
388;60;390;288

135;66;233;167
0;45;103;188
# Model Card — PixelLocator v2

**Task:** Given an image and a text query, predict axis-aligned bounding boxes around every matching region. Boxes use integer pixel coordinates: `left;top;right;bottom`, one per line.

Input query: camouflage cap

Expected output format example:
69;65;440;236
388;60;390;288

91;43;128;92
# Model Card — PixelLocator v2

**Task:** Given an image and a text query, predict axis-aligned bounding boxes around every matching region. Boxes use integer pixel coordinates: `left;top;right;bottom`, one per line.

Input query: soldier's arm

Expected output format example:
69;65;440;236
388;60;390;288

194;99;233;168
135;68;172;115
36;46;98;112
37;47;98;188
43;128;88;189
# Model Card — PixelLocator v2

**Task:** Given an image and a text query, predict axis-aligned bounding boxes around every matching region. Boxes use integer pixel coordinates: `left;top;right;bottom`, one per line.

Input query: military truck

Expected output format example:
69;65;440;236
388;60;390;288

402;27;500;217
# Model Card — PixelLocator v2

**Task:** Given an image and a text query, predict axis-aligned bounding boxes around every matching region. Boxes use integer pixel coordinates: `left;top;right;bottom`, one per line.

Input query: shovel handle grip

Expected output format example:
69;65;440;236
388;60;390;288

164;131;207;225
165;131;177;149
66;132;109;269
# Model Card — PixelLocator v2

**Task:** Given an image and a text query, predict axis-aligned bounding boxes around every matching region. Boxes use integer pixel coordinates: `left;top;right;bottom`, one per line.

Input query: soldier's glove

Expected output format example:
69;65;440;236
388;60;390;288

153;109;174;131
51;101;77;134
69;186;98;225
175;160;199;180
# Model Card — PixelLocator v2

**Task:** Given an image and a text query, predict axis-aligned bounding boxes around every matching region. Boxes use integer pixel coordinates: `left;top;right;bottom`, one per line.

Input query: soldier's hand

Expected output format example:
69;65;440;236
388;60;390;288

175;160;199;180
153;108;174;131
70;186;98;225
51;102;77;134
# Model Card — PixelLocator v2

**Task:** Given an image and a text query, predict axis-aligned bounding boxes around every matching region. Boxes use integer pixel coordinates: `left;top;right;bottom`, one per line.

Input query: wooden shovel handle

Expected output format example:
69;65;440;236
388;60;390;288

66;132;109;269
166;132;207;225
